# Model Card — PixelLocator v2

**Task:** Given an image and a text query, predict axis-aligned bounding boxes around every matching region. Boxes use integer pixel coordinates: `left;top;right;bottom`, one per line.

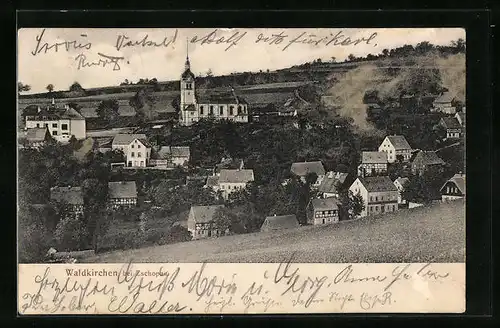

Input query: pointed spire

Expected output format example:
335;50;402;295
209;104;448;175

184;37;190;71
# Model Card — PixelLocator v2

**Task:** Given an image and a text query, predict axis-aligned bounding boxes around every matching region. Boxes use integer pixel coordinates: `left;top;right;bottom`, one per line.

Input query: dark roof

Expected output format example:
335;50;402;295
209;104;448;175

318;172;349;194
261;215;299;230
361;151;387;164
290;161;325;177
158;146;190;159
24;105;85;120
218;169;254;183
434;91;455;104
243;92;295;107
108;181;137;199
440;174;466;194
197;89;248;105
385;135;412;150
205;176;220;187
411;150;445;166
181;68;195;80
26;128;48;142
190;205;224;223
112;134;150;147
311;197;339;211
215;157;244;173
394;177;410;188
50;186;84;205
440;117;462;129
357;176;398;192
456;112;465;125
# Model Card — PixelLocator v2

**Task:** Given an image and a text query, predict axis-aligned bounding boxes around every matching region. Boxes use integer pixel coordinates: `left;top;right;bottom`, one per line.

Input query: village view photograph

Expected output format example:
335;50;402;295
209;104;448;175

17;28;466;264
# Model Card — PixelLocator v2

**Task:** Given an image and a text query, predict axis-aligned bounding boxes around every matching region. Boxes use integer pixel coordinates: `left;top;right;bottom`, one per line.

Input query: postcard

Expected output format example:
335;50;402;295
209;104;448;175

17;27;466;314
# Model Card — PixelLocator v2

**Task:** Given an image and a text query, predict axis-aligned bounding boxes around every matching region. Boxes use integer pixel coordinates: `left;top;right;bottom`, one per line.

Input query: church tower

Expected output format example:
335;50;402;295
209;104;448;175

180;41;196;111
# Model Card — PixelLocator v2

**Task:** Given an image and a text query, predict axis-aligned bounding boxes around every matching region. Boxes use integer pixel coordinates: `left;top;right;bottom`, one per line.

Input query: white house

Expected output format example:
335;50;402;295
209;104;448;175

349;176;399;217
112;134;151;168
23;101;86;143
207;169;255;200
188;205;225;240
179;46;249;126
378;135;412;163
440;173;465;201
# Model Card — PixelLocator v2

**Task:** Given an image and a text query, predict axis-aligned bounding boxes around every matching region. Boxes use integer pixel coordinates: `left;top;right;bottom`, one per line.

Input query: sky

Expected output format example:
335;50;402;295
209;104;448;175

18;28;465;94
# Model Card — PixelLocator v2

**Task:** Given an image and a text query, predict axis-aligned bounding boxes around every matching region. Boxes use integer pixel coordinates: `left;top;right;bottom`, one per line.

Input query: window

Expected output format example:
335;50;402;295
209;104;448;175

52;131;58;136
140;161;144;166
52;123;57;128
209;106;214;115
200;106;204;114
229;106;234;115
45;123;48;127
375;196;378;201
138;144;141;149
219;106;224;115
36;123;40;128
138;152;142;158
131;144;134;148
238;106;242;114
61;124;68;130
131;152;135;157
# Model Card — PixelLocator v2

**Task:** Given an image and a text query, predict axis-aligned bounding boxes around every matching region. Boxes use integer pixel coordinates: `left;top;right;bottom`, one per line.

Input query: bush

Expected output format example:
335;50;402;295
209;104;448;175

53;216;89;251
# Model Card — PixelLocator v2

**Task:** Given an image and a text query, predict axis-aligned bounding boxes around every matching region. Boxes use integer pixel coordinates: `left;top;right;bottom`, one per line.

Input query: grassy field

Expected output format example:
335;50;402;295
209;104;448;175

84;199;465;263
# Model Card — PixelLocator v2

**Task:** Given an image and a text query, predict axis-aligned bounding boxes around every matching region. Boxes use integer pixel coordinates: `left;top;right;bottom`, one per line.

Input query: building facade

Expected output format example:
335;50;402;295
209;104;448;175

440;117;463;140
318;171;349;198
410;150;445;175
440;173;465;201
308;197;340;225
151;146;190;168
50;186;85;218
187;205;225;240
349;176;399;217
431;91;456;114
357;151;388;177
178;52;249;126
378;135;412;163
24;102;86;143
212;169;255;200
112;134;151;168
108;181;138;209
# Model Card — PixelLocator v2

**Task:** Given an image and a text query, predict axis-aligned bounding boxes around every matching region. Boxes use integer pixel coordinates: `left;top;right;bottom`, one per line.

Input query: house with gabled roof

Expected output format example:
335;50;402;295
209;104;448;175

151;146;190;168
307;197;340;225
357;151;388;177
410;150;445;175
318;171;349;198
108;181;138;209
188;204;225;239
431;91;456;114
112;134;152;168
440;173;465;201
440;117;462;140
290;161;326;186
378;135;412;163
207;169;255;199
50;186;84;218
349;176;399;217
23;127;52;149
260;214;299;232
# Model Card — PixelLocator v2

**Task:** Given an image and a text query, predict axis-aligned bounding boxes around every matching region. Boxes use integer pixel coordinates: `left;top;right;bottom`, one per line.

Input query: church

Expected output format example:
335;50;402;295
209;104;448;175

179;50;249;126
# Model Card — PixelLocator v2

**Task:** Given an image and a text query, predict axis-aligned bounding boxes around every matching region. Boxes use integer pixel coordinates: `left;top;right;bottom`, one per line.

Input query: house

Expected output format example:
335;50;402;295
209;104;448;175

393;177;410;204
214;156;244;176
179;47;248;126
23;127;52;148
260;214;299;232
112;134;152;168
187;205;225;240
410;150;445;175
216;169;255;199
50;186;84;218
290;161;326;186
440;117;462;140
108;181;138;209
318;171;349;198
349;176;399;217
307;197;340;225
431;91;456;114
357;151;388;177
378;135;412;163
151;146;190;168
440;173;465;201
23;100;86;143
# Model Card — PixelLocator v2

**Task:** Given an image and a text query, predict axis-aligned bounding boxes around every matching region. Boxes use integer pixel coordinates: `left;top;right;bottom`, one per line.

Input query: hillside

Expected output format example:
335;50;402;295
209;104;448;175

84;199;465;263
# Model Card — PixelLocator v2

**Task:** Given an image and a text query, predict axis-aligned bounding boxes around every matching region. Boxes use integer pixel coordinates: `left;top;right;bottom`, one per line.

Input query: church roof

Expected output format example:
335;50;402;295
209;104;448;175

181;68;195;80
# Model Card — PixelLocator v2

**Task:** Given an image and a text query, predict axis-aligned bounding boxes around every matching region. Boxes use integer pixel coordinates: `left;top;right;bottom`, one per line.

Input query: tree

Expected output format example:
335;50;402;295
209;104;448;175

96;99;120;123
18;82;31;93
331;57;336;63
129;88;157;121
69;81;84;92
339;190;364;220
53;215;88;251
347;54;356;62
46;84;54;93
382;49;389;57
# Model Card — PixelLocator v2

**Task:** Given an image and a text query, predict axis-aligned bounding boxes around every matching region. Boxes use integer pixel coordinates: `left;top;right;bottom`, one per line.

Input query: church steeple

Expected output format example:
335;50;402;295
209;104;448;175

184;38;190;71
